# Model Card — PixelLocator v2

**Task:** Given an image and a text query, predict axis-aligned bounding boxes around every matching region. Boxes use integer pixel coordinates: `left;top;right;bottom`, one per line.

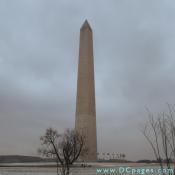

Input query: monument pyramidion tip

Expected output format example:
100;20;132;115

81;19;92;31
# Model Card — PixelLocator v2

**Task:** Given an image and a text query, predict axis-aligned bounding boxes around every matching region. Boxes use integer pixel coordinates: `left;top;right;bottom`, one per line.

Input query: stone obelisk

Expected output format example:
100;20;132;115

75;20;97;161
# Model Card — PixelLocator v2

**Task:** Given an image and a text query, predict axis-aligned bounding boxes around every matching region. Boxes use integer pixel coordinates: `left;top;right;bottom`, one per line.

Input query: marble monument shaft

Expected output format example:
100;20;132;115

75;20;97;161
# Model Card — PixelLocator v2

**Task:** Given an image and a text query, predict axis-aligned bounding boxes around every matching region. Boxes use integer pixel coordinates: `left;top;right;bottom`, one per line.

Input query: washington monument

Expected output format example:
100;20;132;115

75;20;97;161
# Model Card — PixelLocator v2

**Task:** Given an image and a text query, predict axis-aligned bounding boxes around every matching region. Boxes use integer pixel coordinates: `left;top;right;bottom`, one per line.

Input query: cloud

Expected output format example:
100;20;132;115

0;0;175;160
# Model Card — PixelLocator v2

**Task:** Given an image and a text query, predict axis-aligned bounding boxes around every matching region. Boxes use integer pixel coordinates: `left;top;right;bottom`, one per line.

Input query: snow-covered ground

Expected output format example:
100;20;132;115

0;163;173;175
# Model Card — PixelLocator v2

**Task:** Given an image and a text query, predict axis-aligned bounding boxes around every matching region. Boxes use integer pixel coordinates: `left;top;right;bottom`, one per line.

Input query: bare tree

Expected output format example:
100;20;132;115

166;105;175;175
141;106;175;175
38;128;87;175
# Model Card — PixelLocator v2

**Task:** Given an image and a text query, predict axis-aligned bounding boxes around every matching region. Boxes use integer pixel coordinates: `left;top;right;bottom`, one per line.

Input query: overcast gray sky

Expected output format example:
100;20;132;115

0;0;175;161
